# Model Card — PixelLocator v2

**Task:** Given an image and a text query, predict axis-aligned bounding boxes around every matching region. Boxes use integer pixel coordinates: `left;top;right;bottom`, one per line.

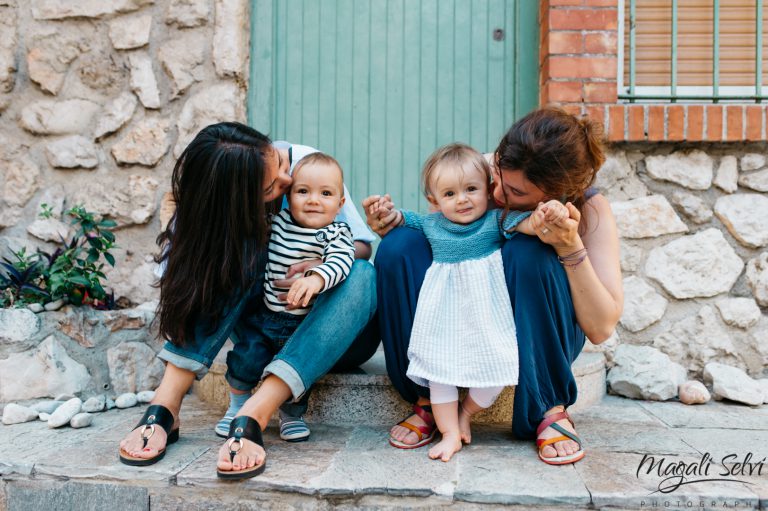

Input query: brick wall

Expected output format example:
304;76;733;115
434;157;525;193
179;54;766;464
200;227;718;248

539;0;768;143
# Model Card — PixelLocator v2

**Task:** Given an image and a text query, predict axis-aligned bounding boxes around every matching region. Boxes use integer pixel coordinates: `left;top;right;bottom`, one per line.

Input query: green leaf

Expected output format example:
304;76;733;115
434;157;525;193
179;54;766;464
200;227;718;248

104;252;115;267
87;237;103;250
101;230;116;243
68;275;91;287
98;219;117;228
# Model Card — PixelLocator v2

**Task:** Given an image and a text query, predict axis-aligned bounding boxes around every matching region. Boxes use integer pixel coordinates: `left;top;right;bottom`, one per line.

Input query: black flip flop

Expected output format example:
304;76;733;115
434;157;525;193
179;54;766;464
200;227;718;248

217;416;267;480
119;404;180;466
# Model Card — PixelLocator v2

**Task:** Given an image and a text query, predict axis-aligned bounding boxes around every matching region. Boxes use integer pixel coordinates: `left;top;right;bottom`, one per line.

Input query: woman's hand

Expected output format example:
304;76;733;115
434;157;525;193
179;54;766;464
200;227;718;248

362;194;400;237
529;202;584;255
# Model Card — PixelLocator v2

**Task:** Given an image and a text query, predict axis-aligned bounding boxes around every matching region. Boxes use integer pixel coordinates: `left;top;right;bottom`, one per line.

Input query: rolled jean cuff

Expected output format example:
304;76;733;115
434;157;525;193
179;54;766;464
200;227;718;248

263;359;306;402
157;346;210;380
225;372;256;392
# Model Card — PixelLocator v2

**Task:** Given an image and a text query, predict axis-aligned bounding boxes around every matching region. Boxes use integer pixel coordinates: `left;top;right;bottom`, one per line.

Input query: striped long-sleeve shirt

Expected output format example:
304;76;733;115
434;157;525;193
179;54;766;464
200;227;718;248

263;209;355;315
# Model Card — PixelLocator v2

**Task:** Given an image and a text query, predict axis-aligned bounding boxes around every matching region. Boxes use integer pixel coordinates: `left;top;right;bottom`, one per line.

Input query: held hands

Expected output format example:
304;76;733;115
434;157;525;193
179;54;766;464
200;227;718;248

530;201;584;254
362;194;400;237
286;273;324;308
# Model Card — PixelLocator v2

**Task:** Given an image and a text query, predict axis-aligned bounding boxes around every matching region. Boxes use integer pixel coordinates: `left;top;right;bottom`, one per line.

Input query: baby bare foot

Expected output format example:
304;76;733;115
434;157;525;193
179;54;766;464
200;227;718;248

428;432;462;462
458;407;473;444
216;437;266;472
119;417;180;460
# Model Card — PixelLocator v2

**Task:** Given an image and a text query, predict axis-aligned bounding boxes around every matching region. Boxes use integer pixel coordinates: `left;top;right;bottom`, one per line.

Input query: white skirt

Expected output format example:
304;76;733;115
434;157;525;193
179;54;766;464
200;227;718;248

406;249;519;388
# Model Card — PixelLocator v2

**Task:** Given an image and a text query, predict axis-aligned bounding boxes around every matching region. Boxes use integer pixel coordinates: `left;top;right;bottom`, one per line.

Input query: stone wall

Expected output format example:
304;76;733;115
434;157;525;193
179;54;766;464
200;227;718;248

586;144;768;379
0;0;249;306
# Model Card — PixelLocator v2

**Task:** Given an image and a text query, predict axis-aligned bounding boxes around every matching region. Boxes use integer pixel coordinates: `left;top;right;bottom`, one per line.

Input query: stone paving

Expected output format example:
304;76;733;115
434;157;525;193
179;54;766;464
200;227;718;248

1;395;767;510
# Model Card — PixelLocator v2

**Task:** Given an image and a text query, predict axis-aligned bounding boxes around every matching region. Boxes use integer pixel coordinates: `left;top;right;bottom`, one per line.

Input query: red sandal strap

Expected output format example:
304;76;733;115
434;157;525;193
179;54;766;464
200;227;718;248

536;410;573;437
412;404;435;427
397;420;430;441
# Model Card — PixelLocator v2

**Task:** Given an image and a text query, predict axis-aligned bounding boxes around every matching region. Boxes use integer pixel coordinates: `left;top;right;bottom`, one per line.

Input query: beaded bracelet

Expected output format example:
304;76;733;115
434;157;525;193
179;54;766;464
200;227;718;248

558;248;588;267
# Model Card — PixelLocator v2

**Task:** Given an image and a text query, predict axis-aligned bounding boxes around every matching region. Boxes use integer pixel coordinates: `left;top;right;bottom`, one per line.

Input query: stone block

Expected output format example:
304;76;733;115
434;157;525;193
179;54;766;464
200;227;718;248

715;194;768;248
714;155;738;193
5;480;148;511
746;252;768;307
19;99;100;135
31;0;154;20
94;92;137;139
111;117;171;166
166;0;210;27
620;276;667;332
212;0;248;78
607;344;686;401
108;14;152;50
44;135;99;169
645;149;713;190
611;195;688;239
128;52;160;109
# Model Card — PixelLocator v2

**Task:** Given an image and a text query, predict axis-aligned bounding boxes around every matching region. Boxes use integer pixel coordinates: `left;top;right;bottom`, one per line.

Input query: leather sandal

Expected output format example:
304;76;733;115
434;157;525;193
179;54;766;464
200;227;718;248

389;404;436;449
217;416;267;480
119;404;180;466
536;410;585;465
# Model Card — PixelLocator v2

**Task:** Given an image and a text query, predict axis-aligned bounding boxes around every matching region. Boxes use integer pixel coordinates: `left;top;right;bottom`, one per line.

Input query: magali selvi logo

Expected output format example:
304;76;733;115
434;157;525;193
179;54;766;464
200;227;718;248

636;452;765;494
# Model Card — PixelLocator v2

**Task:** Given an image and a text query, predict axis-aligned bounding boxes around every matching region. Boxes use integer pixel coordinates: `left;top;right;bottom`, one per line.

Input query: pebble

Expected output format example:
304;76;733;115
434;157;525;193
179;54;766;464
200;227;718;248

44;298;65;311
678;380;711;405
115;393;138;409
82;395;106;413
27;303;44;313
39;412;50;422
31;400;64;414
106;397;116;410
55;394;75;402
2;404;39;425
70;412;93;428
48;398;82;428
136;390;155;403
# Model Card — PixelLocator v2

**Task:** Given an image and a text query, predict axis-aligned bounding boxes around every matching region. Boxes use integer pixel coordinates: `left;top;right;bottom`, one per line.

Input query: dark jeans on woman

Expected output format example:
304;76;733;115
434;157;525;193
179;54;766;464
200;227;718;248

375;227;585;439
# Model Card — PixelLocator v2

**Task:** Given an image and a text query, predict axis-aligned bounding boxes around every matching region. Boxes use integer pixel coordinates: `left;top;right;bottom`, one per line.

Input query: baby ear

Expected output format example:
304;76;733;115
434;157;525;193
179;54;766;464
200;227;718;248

426;195;438;206
339;195;346;206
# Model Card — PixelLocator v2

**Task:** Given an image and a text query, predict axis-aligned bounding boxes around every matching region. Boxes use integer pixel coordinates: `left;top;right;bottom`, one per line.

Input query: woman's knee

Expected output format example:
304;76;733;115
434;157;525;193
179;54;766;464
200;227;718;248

502;235;561;277
374;228;430;272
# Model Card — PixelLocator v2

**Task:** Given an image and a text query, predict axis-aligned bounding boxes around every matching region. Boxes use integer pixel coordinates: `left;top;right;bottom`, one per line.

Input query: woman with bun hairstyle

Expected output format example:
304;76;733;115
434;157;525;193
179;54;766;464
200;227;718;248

365;108;623;465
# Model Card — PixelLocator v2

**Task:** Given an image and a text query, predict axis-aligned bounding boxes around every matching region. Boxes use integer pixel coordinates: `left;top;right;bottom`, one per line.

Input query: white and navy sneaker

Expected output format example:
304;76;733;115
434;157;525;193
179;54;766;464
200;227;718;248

279;411;310;442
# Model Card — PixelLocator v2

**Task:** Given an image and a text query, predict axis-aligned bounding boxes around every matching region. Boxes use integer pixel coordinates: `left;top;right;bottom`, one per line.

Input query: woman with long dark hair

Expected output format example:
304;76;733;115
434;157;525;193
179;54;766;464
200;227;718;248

366;108;623;465
118;122;377;477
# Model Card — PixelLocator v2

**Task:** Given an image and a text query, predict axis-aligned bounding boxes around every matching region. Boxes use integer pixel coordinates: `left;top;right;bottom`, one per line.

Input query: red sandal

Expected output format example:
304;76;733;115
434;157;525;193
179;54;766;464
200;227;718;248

389;404;436;449
536;410;585;465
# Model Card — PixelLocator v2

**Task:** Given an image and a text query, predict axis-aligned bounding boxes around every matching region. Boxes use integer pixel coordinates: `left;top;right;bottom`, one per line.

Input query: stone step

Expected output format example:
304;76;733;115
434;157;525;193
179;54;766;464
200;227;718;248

193;345;606;425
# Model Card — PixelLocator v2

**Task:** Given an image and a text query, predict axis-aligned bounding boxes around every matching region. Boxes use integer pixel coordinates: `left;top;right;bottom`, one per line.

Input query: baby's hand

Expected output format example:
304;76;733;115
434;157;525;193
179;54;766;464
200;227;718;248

286;274;324;307
540;200;568;224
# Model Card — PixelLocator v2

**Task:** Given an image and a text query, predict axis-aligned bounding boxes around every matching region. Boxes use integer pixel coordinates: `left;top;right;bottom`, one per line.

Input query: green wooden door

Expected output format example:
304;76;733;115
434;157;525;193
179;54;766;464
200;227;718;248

249;0;539;214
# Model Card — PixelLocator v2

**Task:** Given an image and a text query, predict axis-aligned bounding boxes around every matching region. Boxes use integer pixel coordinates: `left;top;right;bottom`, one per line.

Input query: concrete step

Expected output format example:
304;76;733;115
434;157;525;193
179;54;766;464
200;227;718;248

193;345;606;425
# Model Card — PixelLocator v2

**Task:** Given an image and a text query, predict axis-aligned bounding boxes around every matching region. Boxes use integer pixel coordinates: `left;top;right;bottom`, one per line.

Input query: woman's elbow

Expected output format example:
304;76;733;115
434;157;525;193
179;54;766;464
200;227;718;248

585;327;616;345
583;308;622;344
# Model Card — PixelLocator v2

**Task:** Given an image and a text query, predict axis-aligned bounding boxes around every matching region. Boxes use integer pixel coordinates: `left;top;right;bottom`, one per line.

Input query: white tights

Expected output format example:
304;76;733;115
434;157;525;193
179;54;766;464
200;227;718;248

429;382;504;408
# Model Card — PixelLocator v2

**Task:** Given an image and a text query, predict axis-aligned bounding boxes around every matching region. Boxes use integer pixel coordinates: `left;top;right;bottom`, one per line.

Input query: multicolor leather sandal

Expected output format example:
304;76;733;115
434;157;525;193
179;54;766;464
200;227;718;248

536;410;585;465
217;415;267;480
389;404;436;449
119;404;180;466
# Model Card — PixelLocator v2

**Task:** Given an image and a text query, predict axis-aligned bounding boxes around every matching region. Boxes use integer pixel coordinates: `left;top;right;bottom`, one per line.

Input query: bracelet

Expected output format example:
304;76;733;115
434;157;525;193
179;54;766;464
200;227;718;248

558;248;588;267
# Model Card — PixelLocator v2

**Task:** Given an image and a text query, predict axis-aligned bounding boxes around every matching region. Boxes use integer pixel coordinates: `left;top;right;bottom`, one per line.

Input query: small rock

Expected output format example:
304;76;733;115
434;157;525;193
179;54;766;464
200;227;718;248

671;191;712;224
115;393;138;408
714;155;738;193
19;99;101;135
714;194;768;249
607;344;687;401
746;253;768;307
47;397;82;428
739;169;768;193
108;14;152;50
678;381;711;405
39;412;50;422
70;412;93;428
30;400;64;414
106;397;116;410
55;393;75;402
611;195;688;239
0;308;41;343
82;395;106;413
44;299;65;311
620;276;668;332
645;150;713;190
715;297;762;329
2;403;39;425
128;52;161;109
213;0;248;78
740;153;766;171
94;92;137;139
111;117;171;166
136;390;155;403
166;0;210;27
27;303;44;313
704;363;764;406
27;218;72;243
44;136;98;169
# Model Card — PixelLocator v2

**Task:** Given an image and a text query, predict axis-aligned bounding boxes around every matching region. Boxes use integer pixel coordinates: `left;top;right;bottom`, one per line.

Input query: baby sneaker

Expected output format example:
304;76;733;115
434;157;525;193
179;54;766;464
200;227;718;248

279;409;310;442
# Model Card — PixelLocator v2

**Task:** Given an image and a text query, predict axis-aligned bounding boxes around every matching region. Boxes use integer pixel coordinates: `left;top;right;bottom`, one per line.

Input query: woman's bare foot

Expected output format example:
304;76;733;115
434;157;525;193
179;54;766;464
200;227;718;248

458;406;472;444
390;400;433;446
428;431;462;462
216;437;266;472
119;412;180;460
537;406;580;459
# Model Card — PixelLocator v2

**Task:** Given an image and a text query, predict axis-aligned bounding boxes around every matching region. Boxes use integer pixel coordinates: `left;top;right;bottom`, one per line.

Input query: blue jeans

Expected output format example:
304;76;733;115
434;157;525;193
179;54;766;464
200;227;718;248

375;228;585;440
158;260;379;404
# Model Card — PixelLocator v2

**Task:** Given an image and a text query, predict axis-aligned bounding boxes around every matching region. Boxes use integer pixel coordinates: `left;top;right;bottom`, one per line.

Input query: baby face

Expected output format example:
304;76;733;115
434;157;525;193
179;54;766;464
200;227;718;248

288;162;345;229
427;164;489;224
